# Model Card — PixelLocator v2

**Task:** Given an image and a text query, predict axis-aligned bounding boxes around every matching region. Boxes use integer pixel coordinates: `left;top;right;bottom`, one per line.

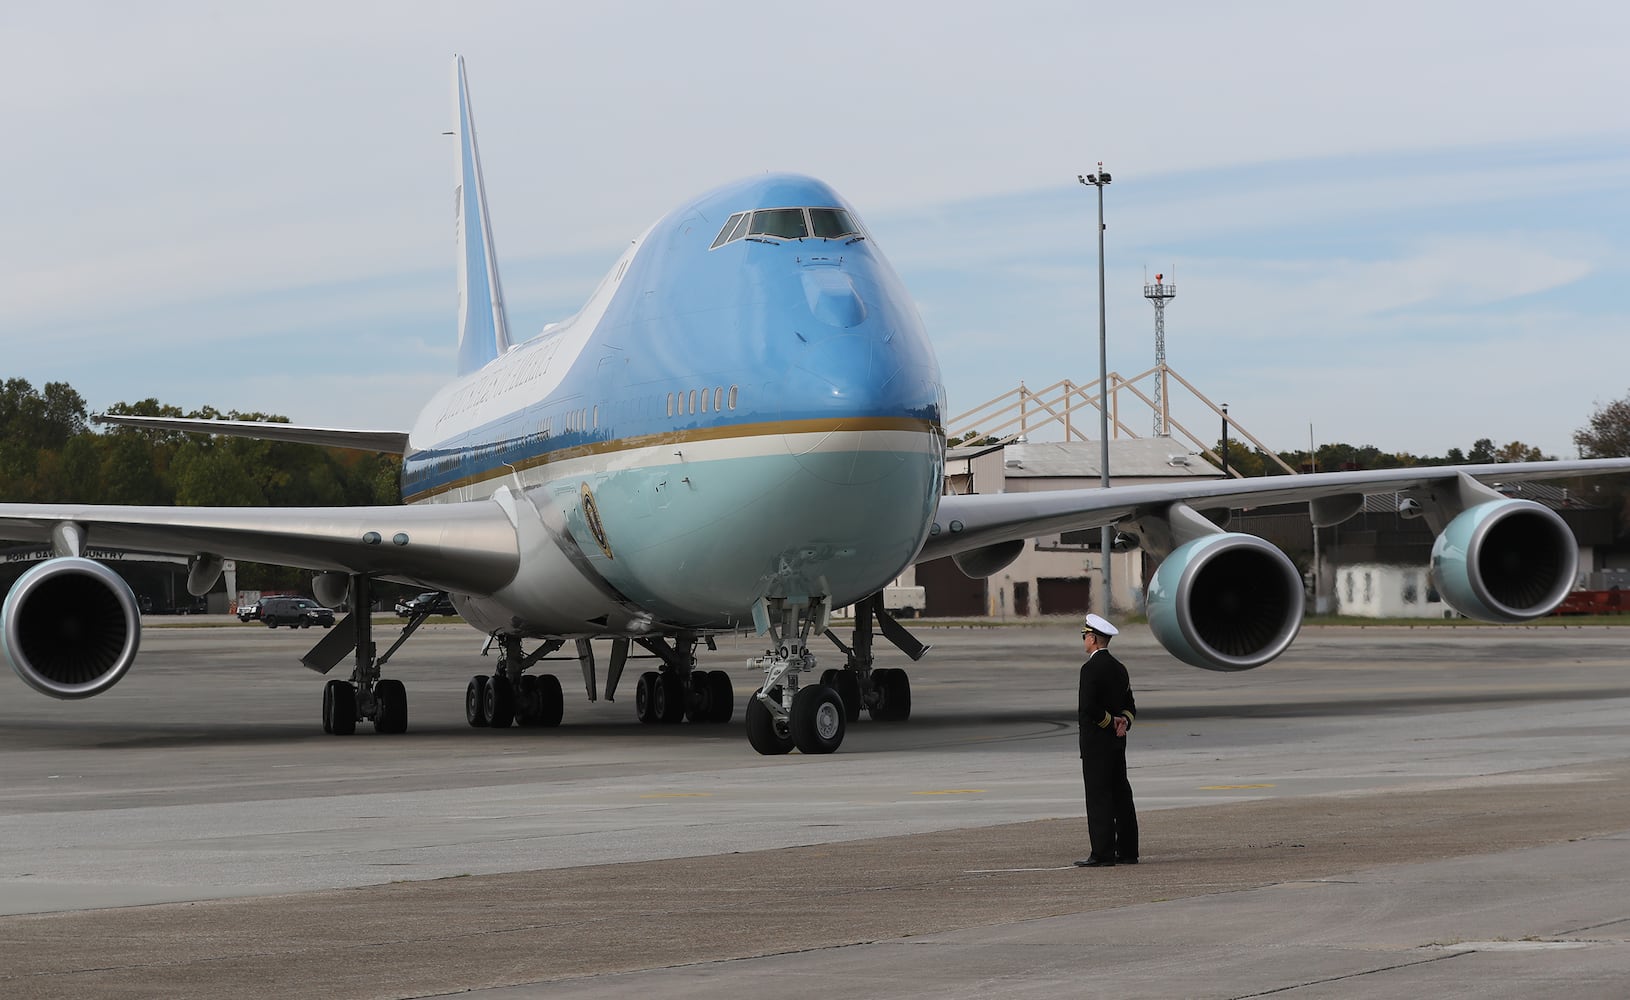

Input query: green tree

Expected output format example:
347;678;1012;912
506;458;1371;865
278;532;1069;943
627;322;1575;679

1575;392;1630;458
172;442;263;506
57;432;105;501
1494;441;1550;463
1210;439;1270;477
100;433;167;505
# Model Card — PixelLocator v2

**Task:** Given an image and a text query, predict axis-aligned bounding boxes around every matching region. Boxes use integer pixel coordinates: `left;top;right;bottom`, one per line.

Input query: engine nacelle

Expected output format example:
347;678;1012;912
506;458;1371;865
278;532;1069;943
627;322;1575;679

1429;499;1577;622
1146;533;1305;672
1;557;142;699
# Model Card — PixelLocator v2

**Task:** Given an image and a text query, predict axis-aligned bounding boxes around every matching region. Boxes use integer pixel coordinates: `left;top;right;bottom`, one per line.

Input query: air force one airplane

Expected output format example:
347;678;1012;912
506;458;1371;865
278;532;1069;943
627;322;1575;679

3;59;1628;754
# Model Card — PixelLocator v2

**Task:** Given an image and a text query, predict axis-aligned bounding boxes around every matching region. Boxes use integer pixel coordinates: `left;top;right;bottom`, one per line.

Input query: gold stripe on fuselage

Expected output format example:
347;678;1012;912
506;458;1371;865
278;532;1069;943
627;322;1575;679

402;415;943;504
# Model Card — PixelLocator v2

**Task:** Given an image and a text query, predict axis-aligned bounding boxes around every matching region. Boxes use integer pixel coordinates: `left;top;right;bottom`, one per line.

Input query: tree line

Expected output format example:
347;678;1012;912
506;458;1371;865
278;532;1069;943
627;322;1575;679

0;378;403;590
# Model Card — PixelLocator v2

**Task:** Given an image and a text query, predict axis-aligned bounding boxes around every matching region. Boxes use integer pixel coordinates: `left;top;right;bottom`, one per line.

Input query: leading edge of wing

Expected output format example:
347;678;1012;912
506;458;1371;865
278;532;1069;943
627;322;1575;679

91;414;410;454
0;500;519;595
919;457;1630;563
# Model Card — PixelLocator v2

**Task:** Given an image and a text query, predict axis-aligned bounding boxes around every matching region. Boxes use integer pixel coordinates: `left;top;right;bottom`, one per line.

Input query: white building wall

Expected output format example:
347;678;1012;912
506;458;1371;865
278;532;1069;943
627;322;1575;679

1335;563;1448;619
989;545;1142;619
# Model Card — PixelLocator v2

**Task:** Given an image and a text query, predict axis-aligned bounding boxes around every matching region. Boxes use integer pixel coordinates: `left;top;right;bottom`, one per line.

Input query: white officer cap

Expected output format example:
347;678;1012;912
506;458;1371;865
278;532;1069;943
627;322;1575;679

1083;613;1119;636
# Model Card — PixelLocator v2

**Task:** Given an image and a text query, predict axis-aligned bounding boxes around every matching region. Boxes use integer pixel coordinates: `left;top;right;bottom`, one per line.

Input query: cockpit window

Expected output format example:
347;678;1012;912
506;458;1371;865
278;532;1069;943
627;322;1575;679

710;212;747;249
710;206;867;249
749;209;808;240
809;208;859;239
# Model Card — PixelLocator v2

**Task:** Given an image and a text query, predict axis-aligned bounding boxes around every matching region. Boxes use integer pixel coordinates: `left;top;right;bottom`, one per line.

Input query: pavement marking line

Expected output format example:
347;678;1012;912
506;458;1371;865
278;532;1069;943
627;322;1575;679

964;866;1077;873
1425;940;1596;952
638;793;714;798
911;789;986;795
1198;783;1276;790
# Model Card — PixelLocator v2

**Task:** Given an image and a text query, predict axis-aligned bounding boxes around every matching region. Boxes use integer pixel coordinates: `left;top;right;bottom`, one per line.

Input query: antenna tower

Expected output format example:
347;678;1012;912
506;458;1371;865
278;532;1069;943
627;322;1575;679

1142;273;1177;436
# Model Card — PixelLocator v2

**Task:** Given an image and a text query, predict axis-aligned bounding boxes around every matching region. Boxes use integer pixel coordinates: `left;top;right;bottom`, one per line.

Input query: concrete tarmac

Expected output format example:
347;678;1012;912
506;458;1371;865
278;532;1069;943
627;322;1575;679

2;620;1629;997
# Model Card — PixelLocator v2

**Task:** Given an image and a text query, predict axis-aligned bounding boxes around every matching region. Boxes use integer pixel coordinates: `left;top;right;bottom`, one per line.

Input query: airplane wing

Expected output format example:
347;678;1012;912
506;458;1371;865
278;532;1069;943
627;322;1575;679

0;500;519;595
919;458;1630;563
91;414;410;454
918;456;1630;673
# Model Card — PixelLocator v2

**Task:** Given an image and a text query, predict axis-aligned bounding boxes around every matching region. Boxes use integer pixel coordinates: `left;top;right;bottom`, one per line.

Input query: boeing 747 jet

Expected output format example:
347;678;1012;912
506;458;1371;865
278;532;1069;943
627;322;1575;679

4;58;1627;754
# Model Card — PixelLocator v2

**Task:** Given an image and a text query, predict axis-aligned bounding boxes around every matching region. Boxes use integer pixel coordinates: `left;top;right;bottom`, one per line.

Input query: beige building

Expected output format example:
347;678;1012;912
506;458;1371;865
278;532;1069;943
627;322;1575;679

915;439;1225;618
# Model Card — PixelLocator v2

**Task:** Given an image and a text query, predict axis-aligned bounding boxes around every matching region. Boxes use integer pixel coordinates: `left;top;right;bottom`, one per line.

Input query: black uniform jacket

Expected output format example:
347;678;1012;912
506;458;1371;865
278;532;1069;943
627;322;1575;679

1078;648;1136;757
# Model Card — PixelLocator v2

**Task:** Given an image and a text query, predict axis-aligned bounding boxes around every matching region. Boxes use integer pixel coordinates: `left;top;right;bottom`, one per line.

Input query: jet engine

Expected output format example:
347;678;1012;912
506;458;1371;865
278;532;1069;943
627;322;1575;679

1428;499;1577;622
1145;533;1305;671
1;557;142;699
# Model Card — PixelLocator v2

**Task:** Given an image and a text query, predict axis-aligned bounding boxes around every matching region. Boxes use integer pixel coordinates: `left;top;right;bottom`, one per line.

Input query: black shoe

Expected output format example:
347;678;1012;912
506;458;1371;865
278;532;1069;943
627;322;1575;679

1074;857;1116;867
1116;856;1139;865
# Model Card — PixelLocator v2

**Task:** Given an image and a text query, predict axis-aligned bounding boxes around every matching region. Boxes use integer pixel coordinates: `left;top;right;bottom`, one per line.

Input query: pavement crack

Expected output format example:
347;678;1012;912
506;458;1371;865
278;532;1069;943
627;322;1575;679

1227;950;1472;998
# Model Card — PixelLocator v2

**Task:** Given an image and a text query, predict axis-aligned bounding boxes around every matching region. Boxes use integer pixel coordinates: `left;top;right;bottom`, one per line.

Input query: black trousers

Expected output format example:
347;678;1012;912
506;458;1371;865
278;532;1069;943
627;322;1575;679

1082;744;1138;860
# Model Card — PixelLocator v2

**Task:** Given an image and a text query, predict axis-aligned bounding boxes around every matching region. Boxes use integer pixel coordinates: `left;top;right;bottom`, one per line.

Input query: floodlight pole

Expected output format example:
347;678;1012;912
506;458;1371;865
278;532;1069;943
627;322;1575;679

1079;165;1113;614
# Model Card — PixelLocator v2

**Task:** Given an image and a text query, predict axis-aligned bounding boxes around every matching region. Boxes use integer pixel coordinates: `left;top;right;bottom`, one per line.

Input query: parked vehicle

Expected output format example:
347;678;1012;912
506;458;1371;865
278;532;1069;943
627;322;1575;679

882;585;926;619
260;597;336;629
394;591;456;618
237;601;262;622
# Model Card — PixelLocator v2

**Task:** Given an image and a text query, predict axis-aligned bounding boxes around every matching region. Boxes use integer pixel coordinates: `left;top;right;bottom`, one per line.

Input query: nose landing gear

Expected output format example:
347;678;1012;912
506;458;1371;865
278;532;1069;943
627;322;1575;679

747;597;849;755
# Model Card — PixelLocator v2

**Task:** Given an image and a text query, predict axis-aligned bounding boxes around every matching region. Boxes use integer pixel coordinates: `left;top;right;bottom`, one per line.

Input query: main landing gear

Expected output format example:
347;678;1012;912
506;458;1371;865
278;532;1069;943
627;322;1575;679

744;593;932;756
627;634;736;725
465;634;566;728
303;575;418;735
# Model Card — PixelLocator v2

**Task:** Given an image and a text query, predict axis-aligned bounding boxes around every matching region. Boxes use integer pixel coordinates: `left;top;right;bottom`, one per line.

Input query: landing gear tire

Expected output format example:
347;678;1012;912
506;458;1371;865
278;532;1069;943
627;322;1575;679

822;668;862;723
653;672;684;724
707;670;735;723
322;679;357;736
790;684;846;754
466;674;490;727
635;671;660;724
516;674;540;726
485;674;515;729
373;678;408;734
868;668;912;722
684;676;711;724
746;687;794;755
517;673;563;728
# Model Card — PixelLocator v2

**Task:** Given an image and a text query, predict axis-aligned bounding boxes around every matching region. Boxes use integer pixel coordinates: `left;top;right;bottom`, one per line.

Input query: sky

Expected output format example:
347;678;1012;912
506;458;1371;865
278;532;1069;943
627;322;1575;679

4;1;1629;459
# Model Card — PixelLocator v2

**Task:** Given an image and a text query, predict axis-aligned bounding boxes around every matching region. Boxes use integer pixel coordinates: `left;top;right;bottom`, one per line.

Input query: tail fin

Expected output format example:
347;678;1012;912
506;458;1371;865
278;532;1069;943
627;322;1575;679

452;55;513;375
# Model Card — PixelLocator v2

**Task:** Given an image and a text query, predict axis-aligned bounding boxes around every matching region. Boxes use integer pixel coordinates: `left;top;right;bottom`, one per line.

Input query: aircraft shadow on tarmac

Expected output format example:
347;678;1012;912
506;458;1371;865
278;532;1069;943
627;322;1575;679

6;683;1627;753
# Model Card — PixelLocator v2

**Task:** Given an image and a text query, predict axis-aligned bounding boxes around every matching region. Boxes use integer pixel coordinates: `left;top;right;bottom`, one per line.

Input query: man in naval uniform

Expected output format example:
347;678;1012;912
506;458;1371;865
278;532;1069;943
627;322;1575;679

1074;613;1139;867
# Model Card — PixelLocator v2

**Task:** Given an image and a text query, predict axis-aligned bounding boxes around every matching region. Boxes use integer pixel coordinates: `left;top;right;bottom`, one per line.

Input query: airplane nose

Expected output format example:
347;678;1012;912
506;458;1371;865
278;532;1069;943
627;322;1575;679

801;270;866;328
785;333;916;487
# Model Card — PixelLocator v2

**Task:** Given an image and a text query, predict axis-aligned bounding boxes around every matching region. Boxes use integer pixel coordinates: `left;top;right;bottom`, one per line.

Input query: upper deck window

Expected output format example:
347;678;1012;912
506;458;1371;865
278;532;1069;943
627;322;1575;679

710;207;867;249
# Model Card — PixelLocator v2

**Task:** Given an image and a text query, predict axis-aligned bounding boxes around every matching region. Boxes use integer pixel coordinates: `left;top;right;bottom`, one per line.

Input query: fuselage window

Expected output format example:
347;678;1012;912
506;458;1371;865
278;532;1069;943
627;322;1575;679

728;384;738;410
809;208;860;239
592;405;599;429
700;388;710;413
749;208;808;240
713;387;723;412
689;389;698;414
666;392;674;417
710;212;748;249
